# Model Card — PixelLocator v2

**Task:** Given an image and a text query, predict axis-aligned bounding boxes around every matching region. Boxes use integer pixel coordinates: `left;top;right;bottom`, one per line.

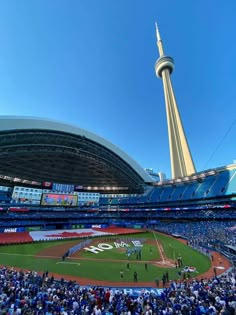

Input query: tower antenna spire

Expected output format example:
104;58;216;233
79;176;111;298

155;22;164;57
155;22;161;41
154;24;196;179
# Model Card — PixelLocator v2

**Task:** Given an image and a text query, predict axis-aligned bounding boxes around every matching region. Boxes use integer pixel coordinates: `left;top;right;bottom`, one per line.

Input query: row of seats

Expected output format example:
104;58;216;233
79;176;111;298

156;220;236;249
0;168;235;209
1;209;236;228
100;168;236;206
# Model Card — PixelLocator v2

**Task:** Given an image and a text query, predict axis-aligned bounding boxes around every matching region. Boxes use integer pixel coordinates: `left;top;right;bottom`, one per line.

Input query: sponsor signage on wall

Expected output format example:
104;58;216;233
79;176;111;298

3;227;26;233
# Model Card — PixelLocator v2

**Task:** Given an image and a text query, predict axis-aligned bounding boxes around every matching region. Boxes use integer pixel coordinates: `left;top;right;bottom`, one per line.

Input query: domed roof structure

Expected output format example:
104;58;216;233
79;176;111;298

0;116;153;193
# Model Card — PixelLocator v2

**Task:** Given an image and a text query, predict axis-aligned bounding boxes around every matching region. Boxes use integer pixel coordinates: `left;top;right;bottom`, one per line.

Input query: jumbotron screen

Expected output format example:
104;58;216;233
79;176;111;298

41;193;78;207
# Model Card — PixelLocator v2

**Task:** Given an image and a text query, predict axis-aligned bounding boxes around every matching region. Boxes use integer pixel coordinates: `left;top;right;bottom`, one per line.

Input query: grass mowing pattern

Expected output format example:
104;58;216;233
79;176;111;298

0;232;211;283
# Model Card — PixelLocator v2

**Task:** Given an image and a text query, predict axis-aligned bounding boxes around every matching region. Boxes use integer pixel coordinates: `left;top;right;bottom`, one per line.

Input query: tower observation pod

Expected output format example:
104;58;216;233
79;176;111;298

154;23;196;179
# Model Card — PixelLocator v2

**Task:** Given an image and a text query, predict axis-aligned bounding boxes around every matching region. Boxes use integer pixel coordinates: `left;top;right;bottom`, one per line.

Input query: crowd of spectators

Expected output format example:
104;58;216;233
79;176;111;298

1;266;236;315
1;208;236;230
156;221;236;250
1;218;236;314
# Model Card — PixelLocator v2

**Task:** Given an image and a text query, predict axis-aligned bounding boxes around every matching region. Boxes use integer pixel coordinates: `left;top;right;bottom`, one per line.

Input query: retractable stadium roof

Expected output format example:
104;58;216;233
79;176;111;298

0;116;153;193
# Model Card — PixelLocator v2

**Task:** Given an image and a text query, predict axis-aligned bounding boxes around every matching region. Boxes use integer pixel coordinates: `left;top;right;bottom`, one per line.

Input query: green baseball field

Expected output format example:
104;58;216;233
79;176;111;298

0;231;211;284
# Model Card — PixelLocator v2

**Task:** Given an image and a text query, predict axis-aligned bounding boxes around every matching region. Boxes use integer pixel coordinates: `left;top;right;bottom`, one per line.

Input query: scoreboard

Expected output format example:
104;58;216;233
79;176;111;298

41;193;78;206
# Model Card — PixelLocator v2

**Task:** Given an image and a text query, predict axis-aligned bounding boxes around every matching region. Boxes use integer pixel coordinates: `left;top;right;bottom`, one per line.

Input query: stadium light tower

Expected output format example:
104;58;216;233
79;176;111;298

154;23;196;179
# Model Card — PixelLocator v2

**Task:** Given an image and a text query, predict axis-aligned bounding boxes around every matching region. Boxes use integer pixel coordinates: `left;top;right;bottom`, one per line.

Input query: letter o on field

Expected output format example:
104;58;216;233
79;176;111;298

98;243;113;250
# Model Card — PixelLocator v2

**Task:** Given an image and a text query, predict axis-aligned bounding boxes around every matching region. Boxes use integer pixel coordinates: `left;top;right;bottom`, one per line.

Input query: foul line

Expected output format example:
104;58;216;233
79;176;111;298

0;253;80;266
56;262;80;266
169;243;176;260
0;248;175;267
0;252;61;259
152;232;165;264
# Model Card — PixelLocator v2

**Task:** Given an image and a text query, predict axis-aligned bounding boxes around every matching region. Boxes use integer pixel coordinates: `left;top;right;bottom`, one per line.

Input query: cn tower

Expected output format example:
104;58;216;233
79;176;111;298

154;23;196;179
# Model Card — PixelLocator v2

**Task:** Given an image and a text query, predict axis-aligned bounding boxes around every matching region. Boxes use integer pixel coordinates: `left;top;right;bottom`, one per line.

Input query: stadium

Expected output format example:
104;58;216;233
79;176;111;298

0;22;236;315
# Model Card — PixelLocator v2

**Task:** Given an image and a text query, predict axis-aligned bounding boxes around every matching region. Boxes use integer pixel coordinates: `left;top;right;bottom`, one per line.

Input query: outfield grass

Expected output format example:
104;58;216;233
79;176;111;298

0;232;211;283
156;233;211;274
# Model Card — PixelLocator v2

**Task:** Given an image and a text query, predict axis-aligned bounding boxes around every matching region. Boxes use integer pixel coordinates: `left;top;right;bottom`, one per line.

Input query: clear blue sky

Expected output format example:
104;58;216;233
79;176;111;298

0;0;235;179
